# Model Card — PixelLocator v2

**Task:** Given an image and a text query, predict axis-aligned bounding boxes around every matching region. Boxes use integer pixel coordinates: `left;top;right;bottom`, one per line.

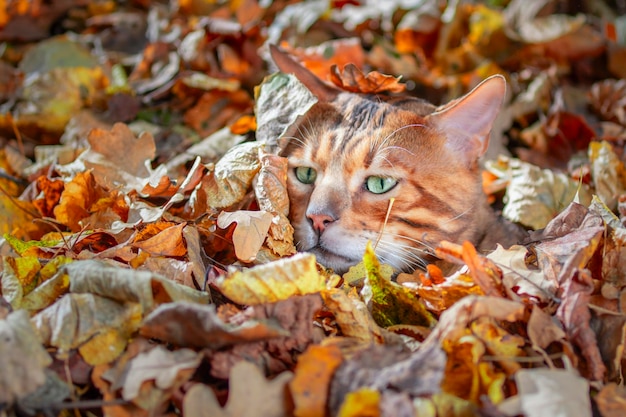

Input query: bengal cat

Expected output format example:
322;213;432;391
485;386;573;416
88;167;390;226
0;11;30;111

270;45;524;274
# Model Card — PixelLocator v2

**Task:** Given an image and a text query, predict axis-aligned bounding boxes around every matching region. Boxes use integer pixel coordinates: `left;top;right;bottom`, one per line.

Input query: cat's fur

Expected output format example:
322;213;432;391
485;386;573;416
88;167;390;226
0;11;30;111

270;45;524;274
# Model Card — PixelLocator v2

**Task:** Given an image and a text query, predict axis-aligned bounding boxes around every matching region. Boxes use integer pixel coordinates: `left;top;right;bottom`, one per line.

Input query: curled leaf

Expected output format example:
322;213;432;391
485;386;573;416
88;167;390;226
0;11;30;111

330;64;406;94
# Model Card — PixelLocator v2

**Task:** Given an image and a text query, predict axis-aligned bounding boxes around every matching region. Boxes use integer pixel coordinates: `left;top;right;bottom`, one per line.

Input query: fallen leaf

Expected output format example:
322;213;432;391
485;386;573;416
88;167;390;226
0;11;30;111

133;222;187;257
596;383;626;417
140;302;289;349
486;157;592;230
290;344;343;417
337;388;380;417
215;253;325;305
329;64;406;94
0;310;52;405
589;141;626;210
500;369;591;417
122;346;201;400
199;141;263;210
321;288;387;343
183;361;293;417
217;210;273;262
254;71;317;152
361;242;437;328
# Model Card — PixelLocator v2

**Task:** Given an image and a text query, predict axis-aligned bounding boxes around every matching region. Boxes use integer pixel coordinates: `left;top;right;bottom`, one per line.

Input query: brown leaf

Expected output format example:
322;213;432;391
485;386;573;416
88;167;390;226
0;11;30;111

139;302;289;349
596;383;626;417
557;269;606;381
329;63;406;94
329;342;445;415
82;123;156;192
254;153;296;257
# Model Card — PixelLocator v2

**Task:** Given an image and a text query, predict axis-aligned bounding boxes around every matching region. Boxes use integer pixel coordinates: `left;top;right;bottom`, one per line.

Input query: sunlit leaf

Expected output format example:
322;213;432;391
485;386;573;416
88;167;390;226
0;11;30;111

215;253;325;305
337;388;380;417
254;71;317;152
486;157;592;230
361;242;437;328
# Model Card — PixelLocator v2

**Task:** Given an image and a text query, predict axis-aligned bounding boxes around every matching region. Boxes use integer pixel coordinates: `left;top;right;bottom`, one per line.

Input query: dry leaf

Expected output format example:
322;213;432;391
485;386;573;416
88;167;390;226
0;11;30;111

133;222;188;257
122;346;201;400
290;344;343;417
589;141;626;211
329;64;406;94
0;310;52;405
215;253;325;305
217;210;273;262
596;383;626;417
183;361;293;417
140;302;289;349
501;369;591;417
486;157;592;230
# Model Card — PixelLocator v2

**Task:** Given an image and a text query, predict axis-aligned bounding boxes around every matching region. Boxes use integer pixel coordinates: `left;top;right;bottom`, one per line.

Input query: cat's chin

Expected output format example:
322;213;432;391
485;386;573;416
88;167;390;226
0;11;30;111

307;246;357;274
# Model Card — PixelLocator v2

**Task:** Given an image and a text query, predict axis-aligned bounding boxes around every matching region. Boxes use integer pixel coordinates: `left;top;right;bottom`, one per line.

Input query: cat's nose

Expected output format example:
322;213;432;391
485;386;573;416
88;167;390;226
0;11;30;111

307;213;335;232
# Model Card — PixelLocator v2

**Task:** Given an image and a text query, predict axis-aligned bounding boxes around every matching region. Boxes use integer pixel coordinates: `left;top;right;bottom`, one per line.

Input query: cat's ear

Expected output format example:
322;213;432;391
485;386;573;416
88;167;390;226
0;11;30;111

269;44;339;102
427;75;506;165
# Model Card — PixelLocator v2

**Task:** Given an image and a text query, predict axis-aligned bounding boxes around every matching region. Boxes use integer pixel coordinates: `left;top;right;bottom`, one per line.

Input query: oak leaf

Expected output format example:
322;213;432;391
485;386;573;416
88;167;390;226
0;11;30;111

183;361;293;417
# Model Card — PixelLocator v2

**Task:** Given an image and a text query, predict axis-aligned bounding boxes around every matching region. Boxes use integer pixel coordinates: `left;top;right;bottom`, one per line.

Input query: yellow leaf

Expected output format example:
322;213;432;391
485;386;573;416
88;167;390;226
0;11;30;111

361;242;437;328
78;327;134;366
337;388;380;417
215;253;325;305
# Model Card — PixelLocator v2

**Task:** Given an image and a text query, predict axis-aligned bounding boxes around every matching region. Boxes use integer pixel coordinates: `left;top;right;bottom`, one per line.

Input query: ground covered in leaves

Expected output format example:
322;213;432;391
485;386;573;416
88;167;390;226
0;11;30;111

2;0;626;416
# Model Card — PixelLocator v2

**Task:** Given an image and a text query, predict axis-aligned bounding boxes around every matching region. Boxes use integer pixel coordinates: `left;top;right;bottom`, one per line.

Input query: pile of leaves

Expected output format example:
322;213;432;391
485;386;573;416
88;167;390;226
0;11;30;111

2;0;626;416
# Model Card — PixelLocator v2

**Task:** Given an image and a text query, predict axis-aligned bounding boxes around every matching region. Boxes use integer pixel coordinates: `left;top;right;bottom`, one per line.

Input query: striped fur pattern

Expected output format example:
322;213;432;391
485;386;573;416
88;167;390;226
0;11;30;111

271;46;508;273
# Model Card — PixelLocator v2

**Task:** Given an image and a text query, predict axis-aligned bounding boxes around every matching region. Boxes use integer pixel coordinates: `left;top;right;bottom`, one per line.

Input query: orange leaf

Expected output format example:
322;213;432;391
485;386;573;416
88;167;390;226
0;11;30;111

290;344;343;417
133;222;187;257
33;176;64;218
53;171;99;232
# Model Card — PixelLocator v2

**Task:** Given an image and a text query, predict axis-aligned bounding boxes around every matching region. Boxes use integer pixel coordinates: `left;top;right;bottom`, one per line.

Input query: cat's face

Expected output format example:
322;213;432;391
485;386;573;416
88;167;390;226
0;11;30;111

281;94;489;273
271;45;505;273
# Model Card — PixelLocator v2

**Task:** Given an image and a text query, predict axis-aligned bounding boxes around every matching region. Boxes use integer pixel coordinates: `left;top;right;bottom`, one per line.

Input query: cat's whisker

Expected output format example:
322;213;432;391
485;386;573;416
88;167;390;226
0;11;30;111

375;238;430;270
440;206;473;225
282;136;310;151
378;232;436;253
376;123;425;149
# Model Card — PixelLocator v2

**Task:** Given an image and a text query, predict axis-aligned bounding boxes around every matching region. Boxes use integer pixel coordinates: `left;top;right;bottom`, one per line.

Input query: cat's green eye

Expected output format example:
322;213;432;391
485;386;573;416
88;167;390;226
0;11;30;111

295;166;317;184
365;176;397;194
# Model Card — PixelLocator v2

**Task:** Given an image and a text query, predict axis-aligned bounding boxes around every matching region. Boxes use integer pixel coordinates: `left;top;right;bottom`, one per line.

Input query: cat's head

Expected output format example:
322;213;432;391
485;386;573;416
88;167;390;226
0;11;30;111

270;45;505;273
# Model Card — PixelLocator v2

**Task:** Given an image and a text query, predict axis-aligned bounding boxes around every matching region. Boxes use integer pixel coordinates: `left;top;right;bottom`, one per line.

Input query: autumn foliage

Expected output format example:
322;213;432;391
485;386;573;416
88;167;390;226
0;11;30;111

1;1;626;416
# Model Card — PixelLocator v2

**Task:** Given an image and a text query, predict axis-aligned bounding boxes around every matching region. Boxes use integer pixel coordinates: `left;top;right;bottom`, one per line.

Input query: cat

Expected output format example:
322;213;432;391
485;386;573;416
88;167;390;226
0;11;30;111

269;45;525;274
